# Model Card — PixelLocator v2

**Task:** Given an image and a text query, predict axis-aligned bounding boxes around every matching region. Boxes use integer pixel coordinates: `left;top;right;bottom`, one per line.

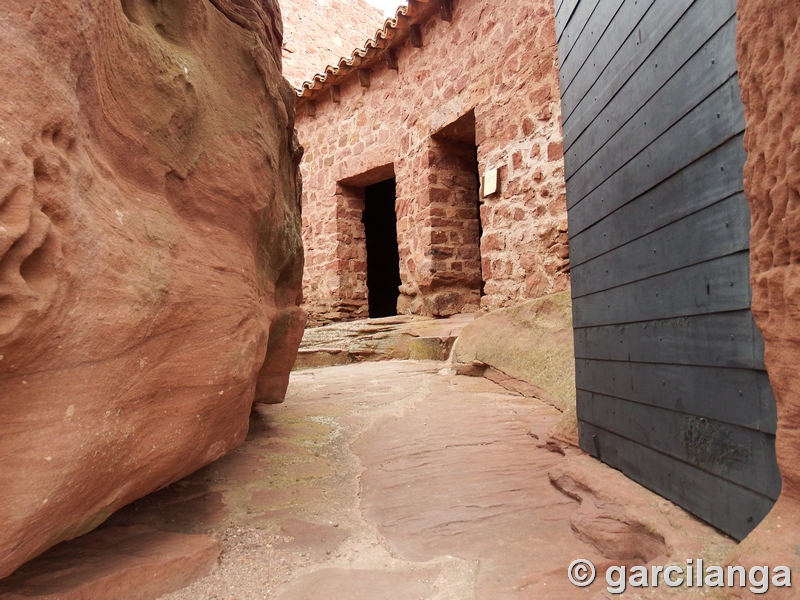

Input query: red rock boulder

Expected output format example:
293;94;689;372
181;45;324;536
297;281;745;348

731;0;800;593
0;0;304;579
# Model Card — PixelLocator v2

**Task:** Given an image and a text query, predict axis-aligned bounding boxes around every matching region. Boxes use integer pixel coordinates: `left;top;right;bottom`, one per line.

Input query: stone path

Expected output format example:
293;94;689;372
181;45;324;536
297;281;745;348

1;359;734;599
146;360;728;600
151;360;596;599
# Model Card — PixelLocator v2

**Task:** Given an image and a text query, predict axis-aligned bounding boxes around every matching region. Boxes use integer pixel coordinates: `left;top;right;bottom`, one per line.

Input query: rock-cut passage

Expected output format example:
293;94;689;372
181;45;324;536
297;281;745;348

1;359;735;598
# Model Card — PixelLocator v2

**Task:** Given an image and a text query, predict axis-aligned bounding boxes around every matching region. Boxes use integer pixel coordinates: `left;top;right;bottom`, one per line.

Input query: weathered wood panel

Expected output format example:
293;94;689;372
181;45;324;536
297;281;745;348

558;0;626;94
577;391;781;498
556;0;583;39
579;423;777;541
568;77;745;234
568;75;744;210
571;193;750;297
562;0;696;140
572;252;752;327
568;137;746;267
558;0;779;539
574;311;766;369
575;359;777;433
562;0;671;135
565;12;738;179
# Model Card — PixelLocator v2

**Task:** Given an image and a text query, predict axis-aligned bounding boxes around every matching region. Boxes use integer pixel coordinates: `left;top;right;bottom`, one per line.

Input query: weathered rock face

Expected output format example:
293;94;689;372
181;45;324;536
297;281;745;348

732;0;800;587
454;292;577;443
0;0;304;580
0;526;221;600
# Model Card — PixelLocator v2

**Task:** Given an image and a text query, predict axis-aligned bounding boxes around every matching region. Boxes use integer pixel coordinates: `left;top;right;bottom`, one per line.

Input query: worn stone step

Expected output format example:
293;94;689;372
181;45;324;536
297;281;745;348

295;314;474;368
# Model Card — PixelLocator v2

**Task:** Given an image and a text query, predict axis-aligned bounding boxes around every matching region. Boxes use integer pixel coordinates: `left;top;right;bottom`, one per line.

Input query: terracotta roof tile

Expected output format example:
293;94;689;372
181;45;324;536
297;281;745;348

296;0;439;99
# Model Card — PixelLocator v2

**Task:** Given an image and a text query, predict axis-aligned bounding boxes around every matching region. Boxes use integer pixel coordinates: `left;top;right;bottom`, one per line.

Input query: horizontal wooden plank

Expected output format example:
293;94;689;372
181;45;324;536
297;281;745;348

557;0;600;66
556;0;584;40
558;0;626;96
578;391;780;498
568;137;745;267
567;68;742;209
578;422;777;540
572;252;752;327
571;193;750;296
573;310;766;369
561;0;695;137
575;359;777;433
566;11;738;180
567;75;745;233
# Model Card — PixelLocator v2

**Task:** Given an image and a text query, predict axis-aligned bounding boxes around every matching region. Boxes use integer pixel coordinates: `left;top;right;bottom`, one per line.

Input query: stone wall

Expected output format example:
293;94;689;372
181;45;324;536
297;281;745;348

280;0;386;88
296;0;568;323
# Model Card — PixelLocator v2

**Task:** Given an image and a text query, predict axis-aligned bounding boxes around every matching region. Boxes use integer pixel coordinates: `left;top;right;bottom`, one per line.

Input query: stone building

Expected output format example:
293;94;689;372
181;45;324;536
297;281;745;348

279;0;386;88
293;0;568;324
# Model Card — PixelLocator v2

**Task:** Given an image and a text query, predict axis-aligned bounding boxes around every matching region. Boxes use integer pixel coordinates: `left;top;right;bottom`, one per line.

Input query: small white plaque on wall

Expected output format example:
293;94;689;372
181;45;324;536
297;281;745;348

482;168;499;197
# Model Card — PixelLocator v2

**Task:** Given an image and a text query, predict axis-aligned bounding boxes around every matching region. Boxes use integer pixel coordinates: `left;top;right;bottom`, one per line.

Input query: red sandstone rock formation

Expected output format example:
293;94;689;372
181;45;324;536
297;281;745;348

0;0;304;579
731;0;800;593
0;526;221;600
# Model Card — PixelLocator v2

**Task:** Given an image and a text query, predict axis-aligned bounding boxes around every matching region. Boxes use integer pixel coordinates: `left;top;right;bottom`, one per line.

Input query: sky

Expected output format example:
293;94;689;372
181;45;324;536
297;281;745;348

362;0;407;17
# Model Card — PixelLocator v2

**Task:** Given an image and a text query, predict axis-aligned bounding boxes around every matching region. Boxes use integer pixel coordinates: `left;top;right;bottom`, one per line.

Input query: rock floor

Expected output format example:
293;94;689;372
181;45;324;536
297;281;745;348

0;359;736;599
125;359;728;600
151;360;580;599
0;361;734;600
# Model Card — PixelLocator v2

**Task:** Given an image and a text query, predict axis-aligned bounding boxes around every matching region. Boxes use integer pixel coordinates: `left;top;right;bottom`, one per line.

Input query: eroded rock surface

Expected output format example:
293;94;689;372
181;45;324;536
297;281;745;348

152;361;733;600
732;0;800;590
295;313;473;368
0;526;220;600
0;0;304;579
454;291;577;442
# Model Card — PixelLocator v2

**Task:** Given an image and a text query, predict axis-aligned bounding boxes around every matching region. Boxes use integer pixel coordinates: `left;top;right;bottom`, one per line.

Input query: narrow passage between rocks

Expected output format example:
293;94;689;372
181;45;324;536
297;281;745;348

153;360;600;599
146;360;728;600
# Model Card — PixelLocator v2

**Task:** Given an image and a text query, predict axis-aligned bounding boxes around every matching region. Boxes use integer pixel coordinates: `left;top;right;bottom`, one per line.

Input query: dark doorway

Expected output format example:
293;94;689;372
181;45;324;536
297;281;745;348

362;178;401;317
468;143;484;298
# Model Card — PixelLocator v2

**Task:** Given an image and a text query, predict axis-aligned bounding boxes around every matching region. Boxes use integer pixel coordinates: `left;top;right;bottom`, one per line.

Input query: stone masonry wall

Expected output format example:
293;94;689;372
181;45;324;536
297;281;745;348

297;0;568;323
411;136;483;316
280;0;386;88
